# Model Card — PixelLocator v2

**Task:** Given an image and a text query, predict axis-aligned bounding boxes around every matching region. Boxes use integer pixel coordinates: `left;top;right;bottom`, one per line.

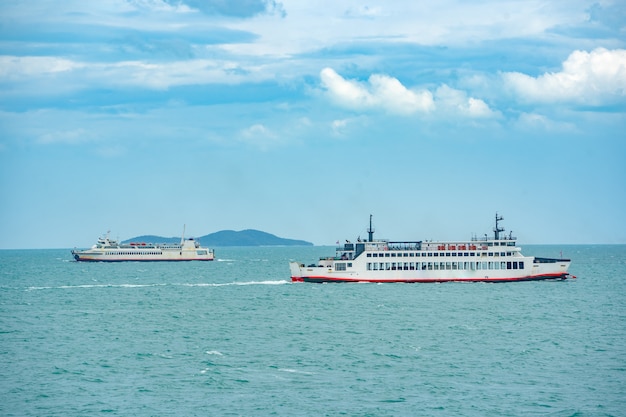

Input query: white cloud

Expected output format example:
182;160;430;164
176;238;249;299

321;68;500;118
320;67;434;115
344;5;385;19
0;55;270;91
238;123;282;150
0;56;84;80
434;84;498;118
502;48;626;105
36;128;95;145
514;112;577;132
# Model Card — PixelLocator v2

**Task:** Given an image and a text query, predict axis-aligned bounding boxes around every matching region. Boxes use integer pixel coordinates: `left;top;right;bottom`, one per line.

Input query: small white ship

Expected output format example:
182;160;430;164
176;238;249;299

72;229;214;262
290;214;572;283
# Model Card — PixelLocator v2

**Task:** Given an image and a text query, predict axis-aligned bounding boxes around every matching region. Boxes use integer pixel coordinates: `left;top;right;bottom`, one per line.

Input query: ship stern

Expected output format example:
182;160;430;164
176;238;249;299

289;262;304;282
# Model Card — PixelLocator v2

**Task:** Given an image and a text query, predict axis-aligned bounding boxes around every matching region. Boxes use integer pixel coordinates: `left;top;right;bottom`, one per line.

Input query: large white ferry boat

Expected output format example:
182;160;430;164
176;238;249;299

72;230;215;262
290;214;572;283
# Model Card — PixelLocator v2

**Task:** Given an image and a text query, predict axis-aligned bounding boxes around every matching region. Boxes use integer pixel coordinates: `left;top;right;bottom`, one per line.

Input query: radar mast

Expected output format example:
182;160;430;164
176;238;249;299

494;213;504;240
367;214;375;242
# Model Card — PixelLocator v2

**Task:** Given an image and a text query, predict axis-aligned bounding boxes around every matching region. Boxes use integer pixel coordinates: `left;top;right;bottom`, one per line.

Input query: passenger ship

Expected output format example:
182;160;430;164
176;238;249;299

290;214;572;283
71;230;214;262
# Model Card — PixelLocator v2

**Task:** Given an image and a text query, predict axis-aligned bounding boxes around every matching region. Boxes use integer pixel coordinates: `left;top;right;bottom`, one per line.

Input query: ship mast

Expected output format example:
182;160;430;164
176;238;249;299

494;213;504;240
181;224;186;245
367;214;375;242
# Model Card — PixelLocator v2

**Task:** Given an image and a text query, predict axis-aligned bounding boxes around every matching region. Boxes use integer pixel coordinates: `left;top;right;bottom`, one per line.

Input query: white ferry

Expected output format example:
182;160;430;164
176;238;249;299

71;230;214;262
290;214;572;283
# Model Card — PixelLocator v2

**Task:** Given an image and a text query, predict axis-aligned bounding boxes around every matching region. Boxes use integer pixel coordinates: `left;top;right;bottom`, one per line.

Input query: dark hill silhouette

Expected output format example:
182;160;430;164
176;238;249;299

122;229;312;247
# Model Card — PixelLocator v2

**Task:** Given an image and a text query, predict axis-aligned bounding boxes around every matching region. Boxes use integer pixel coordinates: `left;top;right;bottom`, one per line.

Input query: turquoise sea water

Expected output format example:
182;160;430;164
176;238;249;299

1;245;625;416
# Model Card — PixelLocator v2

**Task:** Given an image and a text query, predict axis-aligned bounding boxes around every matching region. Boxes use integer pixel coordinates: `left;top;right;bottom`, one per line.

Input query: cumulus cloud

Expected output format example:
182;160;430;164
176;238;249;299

502;48;626;105
320;68;434;115
238;123;282;150
320;68;499;118
434;85;499;118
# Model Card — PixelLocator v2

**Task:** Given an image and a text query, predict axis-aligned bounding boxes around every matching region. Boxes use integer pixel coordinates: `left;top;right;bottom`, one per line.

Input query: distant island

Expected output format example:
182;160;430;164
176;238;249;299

122;229;313;247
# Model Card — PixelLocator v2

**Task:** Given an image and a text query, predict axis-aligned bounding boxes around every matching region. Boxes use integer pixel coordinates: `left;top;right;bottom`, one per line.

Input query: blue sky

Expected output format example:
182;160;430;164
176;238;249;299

1;0;625;249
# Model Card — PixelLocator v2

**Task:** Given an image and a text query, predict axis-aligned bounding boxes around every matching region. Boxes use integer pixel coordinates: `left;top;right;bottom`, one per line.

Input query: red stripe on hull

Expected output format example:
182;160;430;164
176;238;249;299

291;274;569;283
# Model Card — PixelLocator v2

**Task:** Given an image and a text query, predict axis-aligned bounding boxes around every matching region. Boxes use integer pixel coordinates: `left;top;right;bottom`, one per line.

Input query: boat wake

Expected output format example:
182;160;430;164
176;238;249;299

181;280;290;287
26;280;290;291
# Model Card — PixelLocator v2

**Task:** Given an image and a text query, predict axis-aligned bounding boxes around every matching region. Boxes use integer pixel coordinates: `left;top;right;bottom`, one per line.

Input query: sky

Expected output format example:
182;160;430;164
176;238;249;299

1;0;625;249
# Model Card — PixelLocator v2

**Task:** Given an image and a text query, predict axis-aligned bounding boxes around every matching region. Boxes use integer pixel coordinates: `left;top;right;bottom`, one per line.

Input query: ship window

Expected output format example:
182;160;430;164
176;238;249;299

385;253;390;257
445;252;451;257
452;252;457;257
336;263;346;271
513;262;518;269
507;261;512;269
519;261;524;269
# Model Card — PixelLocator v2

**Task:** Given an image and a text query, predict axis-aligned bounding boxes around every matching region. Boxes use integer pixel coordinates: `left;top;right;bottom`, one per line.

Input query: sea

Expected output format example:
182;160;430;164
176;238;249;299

1;245;625;416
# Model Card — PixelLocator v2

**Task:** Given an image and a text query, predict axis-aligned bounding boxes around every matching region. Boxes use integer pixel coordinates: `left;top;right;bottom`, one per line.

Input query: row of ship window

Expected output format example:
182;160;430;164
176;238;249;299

106;251;162;255
366;252;513;258
362;261;525;271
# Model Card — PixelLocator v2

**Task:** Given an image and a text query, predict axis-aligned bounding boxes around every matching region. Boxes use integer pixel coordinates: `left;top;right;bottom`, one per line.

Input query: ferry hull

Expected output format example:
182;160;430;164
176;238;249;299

289;260;572;284
72;254;214;262
291;273;570;284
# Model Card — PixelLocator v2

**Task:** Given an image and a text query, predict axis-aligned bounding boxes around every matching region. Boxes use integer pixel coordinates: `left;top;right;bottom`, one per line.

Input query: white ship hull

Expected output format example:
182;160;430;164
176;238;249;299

290;257;570;283
290;214;572;283
73;249;214;262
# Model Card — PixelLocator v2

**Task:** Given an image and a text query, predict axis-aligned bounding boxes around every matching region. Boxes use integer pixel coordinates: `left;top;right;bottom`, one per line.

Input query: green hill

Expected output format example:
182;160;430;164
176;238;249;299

123;229;312;247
